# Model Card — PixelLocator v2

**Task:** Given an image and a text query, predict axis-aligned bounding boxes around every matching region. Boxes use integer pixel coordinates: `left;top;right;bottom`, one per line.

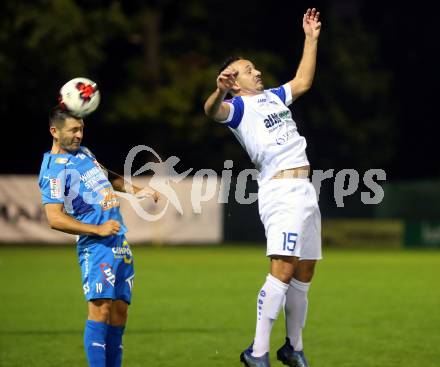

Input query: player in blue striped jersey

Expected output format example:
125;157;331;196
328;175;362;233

39;106;157;367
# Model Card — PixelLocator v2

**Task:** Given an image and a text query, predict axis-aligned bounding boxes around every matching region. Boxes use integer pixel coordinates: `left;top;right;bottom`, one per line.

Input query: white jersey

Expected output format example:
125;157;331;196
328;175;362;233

221;83;309;185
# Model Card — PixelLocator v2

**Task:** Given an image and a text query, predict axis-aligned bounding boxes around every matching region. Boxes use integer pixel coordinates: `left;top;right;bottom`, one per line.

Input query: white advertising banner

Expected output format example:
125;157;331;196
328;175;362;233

0;175;223;245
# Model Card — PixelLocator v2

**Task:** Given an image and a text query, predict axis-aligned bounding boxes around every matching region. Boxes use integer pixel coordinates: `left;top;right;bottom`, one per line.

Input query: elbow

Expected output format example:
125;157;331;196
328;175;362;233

205;110;216;120
205;111;215;120
291;77;313;98
304;79;313;90
47;216;62;231
298;78;313;93
204;104;224;121
48;221;59;231
204;100;218;119
302;84;312;94
110;178;124;192
295;81;313;97
203;103;212;118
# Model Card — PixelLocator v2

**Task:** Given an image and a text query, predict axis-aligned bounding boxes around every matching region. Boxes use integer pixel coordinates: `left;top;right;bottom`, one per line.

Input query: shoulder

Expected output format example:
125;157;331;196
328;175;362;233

268;83;293;106
222;96;245;129
80;146;96;159
39;152;68;176
38;153;68;193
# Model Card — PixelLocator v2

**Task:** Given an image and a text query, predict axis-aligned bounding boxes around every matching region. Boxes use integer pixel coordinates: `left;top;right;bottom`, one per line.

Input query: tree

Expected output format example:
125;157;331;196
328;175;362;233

0;1;396;176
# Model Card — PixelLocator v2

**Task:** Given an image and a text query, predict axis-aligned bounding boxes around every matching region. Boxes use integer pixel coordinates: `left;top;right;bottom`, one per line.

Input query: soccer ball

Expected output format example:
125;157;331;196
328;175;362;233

59;77;100;118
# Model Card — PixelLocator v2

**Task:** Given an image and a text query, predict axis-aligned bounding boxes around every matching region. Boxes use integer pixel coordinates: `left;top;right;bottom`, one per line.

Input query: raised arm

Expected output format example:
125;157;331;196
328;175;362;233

108;170;141;194
204;68;238;121
102;164;160;202
289;8;322;100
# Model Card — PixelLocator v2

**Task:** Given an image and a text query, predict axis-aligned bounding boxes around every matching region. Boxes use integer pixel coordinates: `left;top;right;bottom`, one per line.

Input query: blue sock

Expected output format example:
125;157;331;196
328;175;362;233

106;325;125;367
84;320;108;367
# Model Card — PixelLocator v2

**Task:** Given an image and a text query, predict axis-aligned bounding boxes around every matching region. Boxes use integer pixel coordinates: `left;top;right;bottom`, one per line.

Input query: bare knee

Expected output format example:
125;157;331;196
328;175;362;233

294;260;317;283
110;300;129;326
88;299;112;322
270;256;299;284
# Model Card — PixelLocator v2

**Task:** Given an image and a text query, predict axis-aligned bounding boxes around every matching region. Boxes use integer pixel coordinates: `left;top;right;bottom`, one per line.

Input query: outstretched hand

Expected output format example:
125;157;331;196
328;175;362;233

217;67;238;94
135;187;160;203
303;8;321;39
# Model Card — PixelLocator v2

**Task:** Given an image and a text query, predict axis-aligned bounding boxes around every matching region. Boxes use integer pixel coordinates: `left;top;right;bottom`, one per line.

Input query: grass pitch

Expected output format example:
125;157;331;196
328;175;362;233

0;245;439;367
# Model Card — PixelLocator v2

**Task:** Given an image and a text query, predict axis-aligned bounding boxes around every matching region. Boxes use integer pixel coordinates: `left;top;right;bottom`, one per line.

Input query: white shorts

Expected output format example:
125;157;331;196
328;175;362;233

258;178;322;259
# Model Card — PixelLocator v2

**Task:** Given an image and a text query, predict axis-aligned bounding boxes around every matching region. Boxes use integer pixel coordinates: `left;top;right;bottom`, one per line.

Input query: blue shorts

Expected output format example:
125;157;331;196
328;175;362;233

77;236;134;304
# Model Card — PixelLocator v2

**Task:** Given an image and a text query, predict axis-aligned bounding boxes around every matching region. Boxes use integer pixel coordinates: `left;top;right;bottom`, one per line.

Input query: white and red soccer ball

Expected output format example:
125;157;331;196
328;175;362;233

59;77;100;118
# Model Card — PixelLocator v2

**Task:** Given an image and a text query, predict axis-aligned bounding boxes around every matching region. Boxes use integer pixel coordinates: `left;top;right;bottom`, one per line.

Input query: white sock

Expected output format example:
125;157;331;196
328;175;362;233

252;274;289;357
285;278;310;351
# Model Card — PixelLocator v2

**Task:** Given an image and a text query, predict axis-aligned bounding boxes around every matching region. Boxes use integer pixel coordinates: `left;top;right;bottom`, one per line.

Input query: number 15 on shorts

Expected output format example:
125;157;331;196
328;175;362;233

282;232;298;252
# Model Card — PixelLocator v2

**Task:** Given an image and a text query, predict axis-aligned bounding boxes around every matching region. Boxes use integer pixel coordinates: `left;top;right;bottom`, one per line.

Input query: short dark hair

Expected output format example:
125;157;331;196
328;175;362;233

219;56;243;75
49;105;76;129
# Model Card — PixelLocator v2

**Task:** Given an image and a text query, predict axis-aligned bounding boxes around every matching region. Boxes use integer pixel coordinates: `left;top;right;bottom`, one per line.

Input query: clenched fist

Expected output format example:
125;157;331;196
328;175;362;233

96;220;120;237
217;67;238;93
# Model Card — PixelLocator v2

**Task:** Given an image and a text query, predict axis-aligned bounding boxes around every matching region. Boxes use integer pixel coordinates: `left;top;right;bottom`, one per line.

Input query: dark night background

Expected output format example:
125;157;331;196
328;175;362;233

0;0;437;181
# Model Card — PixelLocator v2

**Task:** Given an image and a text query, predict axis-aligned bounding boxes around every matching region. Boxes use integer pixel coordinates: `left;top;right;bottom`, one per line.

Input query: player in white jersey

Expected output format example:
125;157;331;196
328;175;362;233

204;8;322;367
